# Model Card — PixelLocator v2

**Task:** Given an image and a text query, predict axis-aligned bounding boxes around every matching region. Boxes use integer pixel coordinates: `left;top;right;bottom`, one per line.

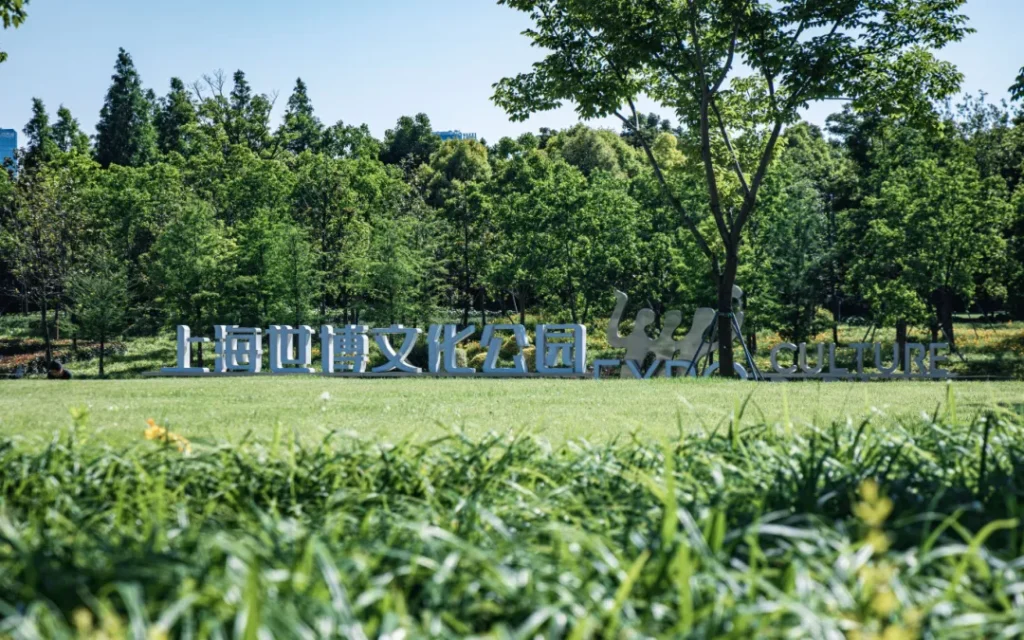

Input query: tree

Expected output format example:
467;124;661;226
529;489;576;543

381;114;441;169
494;0;969;375
227;71;274;152
72;254;128;376
849;133;1010;353
425;140;494;326
269;222;318;326
52;106;90;155
620;112;676;149
1012;67;1024;104
1;153;99;361
0;0;29;64
156;78;197;156
278;78;323;154
95;48;157;168
146;197;236;360
21;98;57;171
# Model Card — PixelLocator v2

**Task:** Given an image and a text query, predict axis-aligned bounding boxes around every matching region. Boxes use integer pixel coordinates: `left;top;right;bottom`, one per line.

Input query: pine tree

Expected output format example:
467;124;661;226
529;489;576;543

156;77;196;156
278;78;322;154
21;98;57;171
95;48;157;168
227;71;273;151
52;106;90;154
72;253;128;377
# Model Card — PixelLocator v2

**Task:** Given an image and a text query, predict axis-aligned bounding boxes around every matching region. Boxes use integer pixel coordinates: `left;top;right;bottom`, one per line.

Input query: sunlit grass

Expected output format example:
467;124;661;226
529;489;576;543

2;396;1024;636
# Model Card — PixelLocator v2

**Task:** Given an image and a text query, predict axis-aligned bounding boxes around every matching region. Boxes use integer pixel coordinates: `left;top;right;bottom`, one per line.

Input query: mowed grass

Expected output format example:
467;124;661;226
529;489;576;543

1;377;1023;449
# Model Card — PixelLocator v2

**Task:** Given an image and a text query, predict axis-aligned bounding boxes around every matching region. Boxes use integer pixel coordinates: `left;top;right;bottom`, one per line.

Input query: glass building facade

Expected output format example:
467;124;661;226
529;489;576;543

0;129;16;171
435;130;478;142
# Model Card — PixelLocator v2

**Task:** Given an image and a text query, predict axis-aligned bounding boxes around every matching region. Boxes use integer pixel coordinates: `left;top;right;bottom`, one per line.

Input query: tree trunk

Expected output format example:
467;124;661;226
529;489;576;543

717;266;737;378
99;336;105;377
479;288;486;328
896;319;908;373
832;298;840;345
41;299;52;363
939;288;956;351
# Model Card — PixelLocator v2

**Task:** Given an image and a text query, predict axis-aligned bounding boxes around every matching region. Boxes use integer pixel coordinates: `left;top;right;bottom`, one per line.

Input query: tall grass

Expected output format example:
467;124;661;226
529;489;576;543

2;396;1024;638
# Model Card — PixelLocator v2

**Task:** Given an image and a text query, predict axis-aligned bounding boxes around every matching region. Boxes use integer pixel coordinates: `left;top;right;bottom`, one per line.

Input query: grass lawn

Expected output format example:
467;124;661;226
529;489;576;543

1;377;1022;449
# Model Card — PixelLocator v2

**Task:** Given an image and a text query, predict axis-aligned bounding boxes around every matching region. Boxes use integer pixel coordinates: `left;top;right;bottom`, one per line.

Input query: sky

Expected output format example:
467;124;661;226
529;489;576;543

1;0;1022;143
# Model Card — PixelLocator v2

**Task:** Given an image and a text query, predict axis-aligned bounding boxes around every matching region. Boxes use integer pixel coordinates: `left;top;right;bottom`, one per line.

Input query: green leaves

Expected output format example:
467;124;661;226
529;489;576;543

2;401;1024;635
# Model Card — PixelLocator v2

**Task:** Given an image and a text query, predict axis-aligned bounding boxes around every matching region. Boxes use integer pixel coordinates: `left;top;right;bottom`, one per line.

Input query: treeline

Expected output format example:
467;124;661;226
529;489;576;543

2;49;1024;366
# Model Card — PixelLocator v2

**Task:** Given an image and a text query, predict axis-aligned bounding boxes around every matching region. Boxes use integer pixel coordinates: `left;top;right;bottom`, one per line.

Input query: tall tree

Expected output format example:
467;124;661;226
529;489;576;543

146;197;236;355
95;48;157;168
52;106;90;155
227;71;274;152
21;98;57;171
494;0;969;375
156;78;197;156
381;114;441;168
425;140;494;326
278;78;323;154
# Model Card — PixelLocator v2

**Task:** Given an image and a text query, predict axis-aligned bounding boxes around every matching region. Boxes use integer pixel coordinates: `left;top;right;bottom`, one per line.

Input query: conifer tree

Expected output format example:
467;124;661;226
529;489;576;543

227;71;273;151
95;48;157;167
156;77;196;156
52;105;90;154
278;78;323;154
21;98;57;171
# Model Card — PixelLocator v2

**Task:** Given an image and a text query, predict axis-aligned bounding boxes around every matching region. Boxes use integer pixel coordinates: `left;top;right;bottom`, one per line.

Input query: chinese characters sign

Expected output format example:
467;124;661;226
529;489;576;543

160;324;589;377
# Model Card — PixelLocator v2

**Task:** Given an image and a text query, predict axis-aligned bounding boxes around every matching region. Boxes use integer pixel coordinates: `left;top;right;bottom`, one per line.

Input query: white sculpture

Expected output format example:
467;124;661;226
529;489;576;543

214;326;263;373
606;287;745;378
322;325;369;374
480;324;530;376
427;324;475;375
268;325;315;374
162;325;211;374
372;325;423;374
536;324;587;375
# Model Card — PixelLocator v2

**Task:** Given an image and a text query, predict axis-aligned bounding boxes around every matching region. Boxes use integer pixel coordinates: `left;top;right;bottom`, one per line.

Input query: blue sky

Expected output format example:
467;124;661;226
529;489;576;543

1;0;1022;142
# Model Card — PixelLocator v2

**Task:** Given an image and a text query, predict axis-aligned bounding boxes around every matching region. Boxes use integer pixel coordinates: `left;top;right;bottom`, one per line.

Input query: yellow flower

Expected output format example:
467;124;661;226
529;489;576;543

144;419;192;454
871;588;899;617
855;480;894;528
72;607;94;633
864;529;892;554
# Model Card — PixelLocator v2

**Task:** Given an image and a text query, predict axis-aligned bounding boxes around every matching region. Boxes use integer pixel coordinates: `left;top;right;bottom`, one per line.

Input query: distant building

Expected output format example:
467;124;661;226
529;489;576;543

435;130;478;143
0;129;16;171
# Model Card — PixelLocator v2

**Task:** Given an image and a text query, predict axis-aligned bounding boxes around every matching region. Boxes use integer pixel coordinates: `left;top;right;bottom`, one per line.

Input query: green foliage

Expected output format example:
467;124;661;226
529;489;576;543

20;97;57;171
5;40;1024;371
71;253;128;375
277;78;323;155
381;113;440;168
3;402;1024;635
95;48;158;168
52;105;90;155
155;77;197;156
494;0;972;375
146;197;236;332
0;0;28;63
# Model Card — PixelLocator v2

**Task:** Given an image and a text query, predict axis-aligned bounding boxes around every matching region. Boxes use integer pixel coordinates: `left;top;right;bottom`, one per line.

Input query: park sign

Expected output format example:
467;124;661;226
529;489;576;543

155;290;954;380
